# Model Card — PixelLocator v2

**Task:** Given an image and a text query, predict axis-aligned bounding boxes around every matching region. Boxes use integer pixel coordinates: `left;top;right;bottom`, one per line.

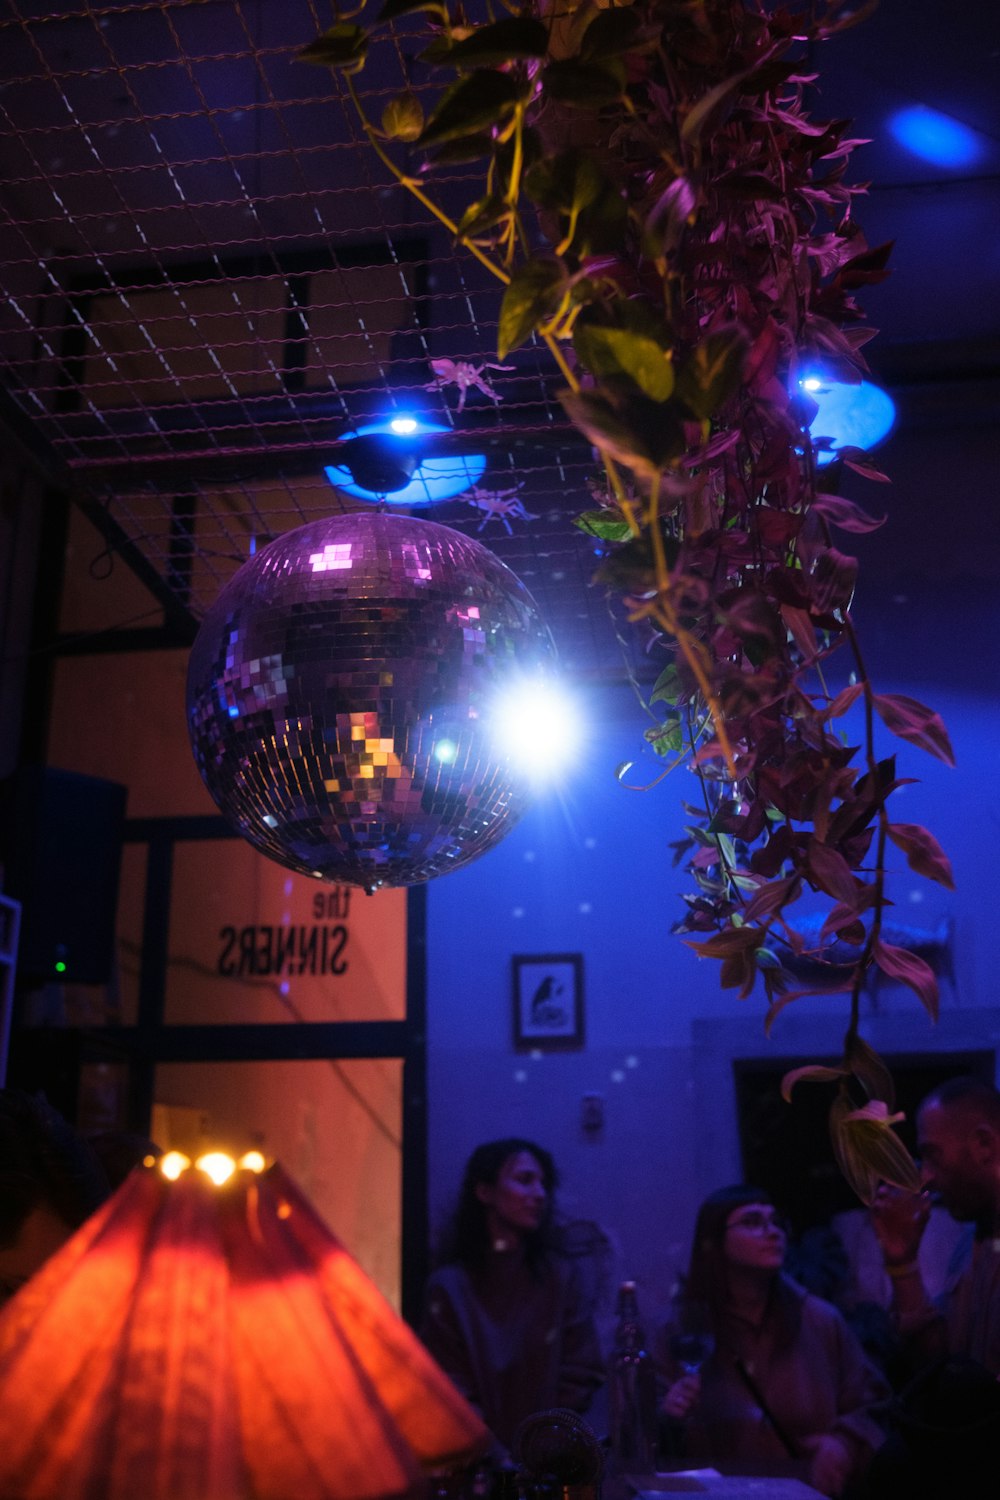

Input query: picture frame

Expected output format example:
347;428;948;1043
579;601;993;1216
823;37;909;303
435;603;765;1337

512;953;584;1049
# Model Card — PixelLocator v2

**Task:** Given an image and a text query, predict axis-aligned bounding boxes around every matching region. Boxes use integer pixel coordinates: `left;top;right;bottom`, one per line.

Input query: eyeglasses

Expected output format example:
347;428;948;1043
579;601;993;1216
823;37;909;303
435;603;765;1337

725;1210;788;1235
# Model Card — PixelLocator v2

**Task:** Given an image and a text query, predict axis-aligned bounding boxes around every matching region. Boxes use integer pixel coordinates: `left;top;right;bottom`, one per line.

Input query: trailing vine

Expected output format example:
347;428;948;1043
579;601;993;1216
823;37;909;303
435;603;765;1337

301;0;954;1199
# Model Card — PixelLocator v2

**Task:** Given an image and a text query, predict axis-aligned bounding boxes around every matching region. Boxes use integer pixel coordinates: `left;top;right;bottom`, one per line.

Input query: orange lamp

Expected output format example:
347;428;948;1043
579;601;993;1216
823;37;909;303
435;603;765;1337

0;1154;487;1500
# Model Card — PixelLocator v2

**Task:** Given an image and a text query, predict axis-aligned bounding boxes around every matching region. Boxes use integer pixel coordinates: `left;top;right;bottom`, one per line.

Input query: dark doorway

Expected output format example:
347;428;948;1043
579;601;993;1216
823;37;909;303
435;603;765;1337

734;1051;996;1230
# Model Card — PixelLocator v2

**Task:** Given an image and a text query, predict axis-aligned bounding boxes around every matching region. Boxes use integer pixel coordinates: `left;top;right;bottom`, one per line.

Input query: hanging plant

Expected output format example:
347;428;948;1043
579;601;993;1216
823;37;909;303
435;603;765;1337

301;0;954;1200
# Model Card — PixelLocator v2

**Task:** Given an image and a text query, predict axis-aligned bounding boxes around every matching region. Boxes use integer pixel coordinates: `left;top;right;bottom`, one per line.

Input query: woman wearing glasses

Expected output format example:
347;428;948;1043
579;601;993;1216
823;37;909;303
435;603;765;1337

663;1186;887;1497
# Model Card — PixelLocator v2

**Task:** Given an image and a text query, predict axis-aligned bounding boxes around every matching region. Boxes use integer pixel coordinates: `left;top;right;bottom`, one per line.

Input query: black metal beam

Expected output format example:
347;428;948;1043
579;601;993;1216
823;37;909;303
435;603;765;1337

107;1020;411;1063
50;625;199;656
401;885;428;1326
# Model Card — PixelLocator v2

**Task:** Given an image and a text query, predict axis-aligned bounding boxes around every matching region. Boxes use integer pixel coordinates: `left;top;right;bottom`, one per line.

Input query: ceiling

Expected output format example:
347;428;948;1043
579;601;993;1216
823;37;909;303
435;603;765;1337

0;0;997;682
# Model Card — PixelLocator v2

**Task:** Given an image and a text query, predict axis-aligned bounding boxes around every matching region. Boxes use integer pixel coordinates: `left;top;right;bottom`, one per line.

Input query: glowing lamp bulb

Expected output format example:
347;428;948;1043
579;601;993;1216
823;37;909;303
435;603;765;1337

239;1150;267;1173
160;1151;191;1181
196;1152;236;1186
324;420;487;505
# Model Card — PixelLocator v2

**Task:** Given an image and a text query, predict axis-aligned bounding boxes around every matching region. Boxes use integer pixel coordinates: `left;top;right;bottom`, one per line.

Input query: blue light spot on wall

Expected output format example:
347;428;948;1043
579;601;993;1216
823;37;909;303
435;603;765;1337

324;419;487;505
890;105;983;169
800;375;896;465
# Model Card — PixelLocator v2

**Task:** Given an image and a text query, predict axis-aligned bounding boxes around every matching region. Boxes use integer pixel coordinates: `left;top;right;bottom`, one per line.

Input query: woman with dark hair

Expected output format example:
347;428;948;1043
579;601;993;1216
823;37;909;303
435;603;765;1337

420;1138;604;1450
664;1186;887;1497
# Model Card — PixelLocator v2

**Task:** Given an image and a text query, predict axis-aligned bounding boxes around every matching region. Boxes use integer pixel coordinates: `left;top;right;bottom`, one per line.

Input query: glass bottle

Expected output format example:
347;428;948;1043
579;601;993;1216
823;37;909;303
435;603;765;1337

608;1279;657;1475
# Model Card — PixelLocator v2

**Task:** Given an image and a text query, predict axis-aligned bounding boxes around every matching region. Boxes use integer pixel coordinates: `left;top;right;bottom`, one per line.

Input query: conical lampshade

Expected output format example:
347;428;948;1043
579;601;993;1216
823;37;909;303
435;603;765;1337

0;1160;487;1500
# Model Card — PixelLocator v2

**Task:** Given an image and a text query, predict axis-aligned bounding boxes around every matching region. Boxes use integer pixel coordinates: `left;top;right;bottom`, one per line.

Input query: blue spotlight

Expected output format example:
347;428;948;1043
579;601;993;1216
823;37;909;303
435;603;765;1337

890;105;983;170
324;419;487;505
799;373;896;466
489;678;584;783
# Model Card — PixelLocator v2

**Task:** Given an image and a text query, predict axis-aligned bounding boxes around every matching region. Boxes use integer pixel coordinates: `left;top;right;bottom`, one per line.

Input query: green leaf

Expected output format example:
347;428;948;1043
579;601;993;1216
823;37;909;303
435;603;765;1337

542;58;625;109
676;327;749;419
445;18;549;68
455;192;510;240
497;258;564;358
559;390;652;476
381;92;424;142
681;67;752;145
417;70;522;148
524;150;604;216
650;664;683;707
425;132;495;164
298;24;368;74
575;324;675;401
560;389;685;479
580;8;644;60
831;1095;921;1202
573;510;633;542
644;719;684;756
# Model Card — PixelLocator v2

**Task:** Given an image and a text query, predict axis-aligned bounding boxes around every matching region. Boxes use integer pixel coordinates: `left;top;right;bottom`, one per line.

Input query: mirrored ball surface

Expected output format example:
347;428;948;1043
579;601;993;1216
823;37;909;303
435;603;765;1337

187;512;558;889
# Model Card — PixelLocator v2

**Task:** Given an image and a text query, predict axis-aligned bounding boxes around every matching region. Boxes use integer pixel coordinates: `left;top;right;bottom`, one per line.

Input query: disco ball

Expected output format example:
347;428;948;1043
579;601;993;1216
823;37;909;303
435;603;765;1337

186;511;559;890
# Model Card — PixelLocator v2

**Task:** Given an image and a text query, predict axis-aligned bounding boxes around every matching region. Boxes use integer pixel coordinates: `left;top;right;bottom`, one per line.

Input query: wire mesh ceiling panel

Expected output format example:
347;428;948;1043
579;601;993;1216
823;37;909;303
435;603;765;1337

0;0;638;679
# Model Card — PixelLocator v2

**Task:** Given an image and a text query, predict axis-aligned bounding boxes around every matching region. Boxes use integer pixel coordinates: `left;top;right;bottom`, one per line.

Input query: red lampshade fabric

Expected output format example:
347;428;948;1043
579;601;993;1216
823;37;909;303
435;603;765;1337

0;1163;487;1500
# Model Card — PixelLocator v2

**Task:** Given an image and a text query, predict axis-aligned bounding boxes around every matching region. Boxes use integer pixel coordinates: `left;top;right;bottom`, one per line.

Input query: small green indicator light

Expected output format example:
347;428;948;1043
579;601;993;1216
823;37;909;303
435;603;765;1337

55;961;67;974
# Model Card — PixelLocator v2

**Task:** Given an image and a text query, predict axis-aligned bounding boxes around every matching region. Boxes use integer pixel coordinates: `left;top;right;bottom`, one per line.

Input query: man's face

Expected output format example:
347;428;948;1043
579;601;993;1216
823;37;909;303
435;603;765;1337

917;1099;993;1222
0;1203;73;1305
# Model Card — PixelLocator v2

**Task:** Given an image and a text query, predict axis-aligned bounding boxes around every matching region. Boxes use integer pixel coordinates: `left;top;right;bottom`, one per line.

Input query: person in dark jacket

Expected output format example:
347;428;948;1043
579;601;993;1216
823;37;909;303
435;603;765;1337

420;1138;604;1451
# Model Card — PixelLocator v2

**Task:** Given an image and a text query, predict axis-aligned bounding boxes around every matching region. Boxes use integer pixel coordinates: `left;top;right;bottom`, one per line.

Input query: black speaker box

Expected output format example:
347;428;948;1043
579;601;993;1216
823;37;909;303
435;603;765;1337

0;766;127;984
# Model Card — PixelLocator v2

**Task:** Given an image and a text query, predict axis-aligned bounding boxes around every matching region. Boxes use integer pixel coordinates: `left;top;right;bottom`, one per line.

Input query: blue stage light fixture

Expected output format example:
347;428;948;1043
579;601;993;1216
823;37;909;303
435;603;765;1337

889;105;983;170
324;418;487;505
798;373;896;466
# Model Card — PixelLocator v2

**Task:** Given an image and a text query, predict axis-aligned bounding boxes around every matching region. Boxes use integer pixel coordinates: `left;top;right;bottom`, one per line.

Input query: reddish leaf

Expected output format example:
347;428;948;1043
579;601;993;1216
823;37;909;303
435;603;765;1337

827;682;863;719
781;604;817;662
846;1035;897;1109
820;902;868;943
781;1062;847;1101
765;981;852;1036
743;875;801;925
873;939;940;1020
812;545;858;614
837;446;891;482
813;492;887;533
886;822;955;890
806;839;860;904
873;693;956;767
685;925;761;960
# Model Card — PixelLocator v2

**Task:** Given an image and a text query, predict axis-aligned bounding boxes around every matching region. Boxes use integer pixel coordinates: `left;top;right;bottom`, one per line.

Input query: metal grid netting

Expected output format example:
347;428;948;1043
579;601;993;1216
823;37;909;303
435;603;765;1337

0;0;636;676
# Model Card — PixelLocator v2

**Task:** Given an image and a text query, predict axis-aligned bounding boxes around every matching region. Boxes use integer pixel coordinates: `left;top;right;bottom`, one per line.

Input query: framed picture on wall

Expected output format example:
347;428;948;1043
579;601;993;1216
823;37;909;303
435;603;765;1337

512;954;584;1049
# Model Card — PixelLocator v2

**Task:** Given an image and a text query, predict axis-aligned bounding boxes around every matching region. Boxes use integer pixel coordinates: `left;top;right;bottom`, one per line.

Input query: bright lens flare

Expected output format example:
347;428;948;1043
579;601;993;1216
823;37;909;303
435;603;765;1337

159;1151;191;1181
491;681;582;780
196;1152;236;1186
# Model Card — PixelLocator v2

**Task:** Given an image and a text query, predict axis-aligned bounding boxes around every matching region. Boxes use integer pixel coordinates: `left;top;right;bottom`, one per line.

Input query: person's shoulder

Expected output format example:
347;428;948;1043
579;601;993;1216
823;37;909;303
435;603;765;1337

785;1275;848;1330
425;1262;470;1296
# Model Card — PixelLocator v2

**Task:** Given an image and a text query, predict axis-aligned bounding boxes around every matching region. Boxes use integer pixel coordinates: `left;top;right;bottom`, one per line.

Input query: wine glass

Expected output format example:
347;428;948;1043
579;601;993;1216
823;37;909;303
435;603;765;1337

669;1293;715;1375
